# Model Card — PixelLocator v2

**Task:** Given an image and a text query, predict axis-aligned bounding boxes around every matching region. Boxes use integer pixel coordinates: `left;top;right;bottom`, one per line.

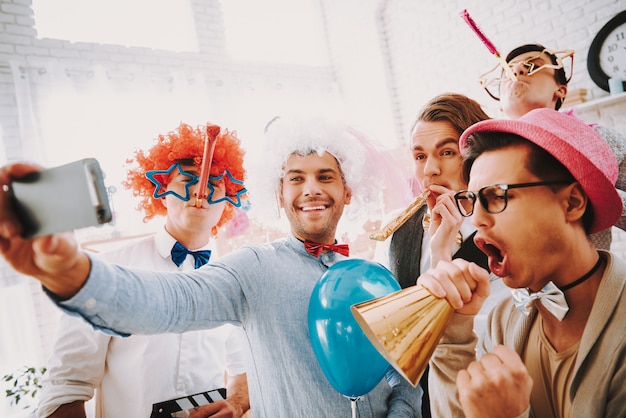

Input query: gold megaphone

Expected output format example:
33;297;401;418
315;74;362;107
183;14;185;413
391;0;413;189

351;284;454;387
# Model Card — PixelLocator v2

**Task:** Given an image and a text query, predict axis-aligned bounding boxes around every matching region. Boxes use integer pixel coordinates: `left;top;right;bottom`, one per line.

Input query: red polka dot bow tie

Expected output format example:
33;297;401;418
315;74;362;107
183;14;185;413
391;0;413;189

304;241;350;257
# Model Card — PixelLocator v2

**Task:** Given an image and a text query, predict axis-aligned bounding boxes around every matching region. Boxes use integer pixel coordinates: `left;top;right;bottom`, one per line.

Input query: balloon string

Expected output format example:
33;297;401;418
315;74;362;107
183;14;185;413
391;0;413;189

351;398;357;418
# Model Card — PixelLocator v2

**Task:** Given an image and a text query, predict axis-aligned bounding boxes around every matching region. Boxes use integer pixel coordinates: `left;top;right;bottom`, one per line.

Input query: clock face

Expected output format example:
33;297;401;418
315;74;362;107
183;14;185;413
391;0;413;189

598;24;626;79
588;10;626;91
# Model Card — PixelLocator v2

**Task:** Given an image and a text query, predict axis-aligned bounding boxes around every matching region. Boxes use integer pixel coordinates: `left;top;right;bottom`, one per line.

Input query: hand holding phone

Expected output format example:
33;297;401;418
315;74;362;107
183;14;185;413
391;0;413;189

10;158;113;238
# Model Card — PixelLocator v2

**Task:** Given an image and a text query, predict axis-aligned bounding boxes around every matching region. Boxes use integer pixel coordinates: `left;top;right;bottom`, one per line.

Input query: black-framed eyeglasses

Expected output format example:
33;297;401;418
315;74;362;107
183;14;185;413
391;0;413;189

454;180;572;217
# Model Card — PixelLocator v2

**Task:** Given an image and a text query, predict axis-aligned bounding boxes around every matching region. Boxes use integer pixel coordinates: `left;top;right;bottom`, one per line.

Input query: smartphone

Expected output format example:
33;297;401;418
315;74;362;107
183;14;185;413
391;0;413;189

10;158;113;238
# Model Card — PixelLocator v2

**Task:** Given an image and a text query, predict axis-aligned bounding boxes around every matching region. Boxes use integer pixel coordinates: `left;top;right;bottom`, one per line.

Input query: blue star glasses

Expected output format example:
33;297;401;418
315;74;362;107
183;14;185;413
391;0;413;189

145;163;247;207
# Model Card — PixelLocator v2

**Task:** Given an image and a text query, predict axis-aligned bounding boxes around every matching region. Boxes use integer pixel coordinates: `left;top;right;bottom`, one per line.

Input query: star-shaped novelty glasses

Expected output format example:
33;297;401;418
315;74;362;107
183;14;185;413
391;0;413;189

479;49;574;100
146;163;247;207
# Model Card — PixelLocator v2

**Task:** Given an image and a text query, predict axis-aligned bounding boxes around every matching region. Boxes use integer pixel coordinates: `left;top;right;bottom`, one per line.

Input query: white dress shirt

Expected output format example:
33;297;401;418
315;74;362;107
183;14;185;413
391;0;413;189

36;227;249;418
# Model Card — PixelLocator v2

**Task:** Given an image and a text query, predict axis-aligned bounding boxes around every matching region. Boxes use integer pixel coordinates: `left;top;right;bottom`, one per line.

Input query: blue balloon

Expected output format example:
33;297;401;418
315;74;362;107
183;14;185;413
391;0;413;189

308;259;401;398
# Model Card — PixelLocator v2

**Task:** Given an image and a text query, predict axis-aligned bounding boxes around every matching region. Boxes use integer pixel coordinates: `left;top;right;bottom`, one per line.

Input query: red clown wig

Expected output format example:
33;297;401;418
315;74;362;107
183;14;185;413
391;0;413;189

124;122;247;235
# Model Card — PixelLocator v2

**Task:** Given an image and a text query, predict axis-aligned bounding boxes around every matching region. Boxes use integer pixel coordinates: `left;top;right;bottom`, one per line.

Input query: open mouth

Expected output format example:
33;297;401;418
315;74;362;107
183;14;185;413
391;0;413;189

474;235;508;277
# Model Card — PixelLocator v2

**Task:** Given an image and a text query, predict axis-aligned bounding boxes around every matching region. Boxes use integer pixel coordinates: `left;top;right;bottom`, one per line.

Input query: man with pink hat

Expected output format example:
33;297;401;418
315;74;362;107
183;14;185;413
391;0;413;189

417;108;625;417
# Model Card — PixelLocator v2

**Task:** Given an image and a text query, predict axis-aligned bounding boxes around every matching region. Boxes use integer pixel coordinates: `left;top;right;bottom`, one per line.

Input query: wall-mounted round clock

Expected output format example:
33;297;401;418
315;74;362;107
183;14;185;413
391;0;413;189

587;10;626;92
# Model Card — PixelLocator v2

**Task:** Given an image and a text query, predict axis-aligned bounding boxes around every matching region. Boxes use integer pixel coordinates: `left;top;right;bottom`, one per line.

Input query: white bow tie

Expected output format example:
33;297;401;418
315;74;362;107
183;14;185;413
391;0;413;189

511;282;569;321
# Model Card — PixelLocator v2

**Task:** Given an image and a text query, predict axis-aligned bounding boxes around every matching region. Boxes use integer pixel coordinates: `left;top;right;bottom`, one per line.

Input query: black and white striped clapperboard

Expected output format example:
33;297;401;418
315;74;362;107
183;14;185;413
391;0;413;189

150;388;227;418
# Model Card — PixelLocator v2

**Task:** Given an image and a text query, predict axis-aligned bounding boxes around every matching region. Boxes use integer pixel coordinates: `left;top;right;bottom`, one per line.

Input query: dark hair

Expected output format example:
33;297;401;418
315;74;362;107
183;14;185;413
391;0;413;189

505;44;568;110
411;93;491;137
462;131;592;231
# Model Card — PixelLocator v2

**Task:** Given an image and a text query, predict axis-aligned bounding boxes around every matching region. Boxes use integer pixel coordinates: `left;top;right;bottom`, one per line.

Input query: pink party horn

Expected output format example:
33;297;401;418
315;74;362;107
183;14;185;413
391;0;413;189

460;9;517;82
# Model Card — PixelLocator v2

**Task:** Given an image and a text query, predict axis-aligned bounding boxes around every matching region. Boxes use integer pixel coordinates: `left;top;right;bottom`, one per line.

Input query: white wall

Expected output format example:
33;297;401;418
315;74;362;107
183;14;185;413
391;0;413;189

377;0;626;144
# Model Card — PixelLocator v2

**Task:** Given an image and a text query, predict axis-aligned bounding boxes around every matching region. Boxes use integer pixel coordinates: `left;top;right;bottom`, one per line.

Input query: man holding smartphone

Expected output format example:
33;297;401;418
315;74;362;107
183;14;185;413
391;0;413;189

0;115;422;417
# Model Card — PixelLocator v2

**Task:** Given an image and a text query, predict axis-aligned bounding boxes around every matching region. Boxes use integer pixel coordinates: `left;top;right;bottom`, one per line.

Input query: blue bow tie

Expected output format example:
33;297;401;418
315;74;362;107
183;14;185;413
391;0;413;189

171;241;211;269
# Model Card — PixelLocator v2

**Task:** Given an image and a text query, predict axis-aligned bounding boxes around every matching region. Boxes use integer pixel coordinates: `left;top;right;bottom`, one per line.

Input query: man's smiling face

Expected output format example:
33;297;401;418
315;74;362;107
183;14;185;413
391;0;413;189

279;151;351;245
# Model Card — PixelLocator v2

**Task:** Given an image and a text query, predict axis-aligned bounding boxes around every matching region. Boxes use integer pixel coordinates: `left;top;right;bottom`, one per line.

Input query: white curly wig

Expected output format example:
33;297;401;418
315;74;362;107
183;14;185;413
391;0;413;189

245;114;404;230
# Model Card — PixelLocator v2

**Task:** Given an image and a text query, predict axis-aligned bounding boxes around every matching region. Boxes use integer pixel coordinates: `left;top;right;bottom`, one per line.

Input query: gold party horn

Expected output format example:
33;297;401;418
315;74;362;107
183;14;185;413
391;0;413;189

351;284;454;386
369;190;430;241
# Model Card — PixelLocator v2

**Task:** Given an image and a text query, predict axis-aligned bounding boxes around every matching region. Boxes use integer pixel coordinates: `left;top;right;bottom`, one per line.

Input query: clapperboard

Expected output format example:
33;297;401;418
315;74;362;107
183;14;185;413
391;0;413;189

150;388;227;418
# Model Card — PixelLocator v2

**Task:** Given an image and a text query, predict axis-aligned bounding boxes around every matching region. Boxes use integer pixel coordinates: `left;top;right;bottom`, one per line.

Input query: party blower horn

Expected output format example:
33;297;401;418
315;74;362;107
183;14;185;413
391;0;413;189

460;9;517;83
351;285;454;386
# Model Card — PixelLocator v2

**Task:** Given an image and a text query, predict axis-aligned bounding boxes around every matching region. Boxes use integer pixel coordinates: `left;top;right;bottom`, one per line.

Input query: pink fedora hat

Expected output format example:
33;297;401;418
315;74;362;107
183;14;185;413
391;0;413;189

459;108;621;234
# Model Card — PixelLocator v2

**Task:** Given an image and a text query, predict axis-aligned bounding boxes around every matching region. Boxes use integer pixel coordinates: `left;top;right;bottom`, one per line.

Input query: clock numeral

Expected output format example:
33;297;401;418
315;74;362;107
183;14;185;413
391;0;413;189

616;31;625;41
608;43;619;53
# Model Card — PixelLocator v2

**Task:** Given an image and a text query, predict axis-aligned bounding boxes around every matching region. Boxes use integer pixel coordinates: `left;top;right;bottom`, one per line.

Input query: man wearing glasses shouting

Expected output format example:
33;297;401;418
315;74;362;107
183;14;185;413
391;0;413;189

419;108;626;418
477;44;626;251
